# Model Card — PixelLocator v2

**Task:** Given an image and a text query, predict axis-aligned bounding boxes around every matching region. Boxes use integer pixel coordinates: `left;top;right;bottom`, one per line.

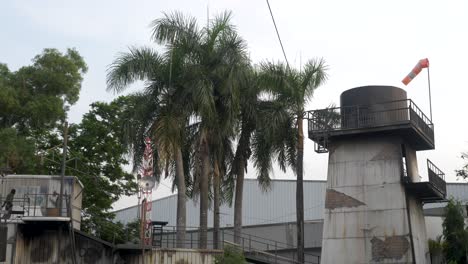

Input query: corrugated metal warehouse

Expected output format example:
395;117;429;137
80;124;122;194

115;179;327;227
114;179;468;252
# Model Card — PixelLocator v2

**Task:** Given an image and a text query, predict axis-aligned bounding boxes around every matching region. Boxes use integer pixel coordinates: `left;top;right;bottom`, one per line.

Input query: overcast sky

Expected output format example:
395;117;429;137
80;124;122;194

1;0;467;210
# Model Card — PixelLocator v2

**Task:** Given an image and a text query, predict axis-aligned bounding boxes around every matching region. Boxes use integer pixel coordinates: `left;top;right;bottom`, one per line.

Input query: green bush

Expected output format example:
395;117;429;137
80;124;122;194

215;245;247;264
428;236;444;255
443;199;468;263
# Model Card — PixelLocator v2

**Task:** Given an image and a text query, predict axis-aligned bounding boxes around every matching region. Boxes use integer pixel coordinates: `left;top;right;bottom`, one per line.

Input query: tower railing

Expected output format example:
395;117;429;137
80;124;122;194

307;99;434;144
427;159;447;196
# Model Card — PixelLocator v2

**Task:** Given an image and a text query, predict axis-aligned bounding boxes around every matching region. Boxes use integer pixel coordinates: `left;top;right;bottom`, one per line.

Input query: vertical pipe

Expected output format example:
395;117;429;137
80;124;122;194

140;199;146;264
427;67;433;122
401;144;417;263
58;121;68;215
405;192;417;264
33;193;37;216
57;121;68;264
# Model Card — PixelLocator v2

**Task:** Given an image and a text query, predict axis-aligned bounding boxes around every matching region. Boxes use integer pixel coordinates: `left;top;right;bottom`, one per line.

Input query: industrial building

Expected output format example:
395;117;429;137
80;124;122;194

0;175;221;264
115;85;457;263
114;178;468;261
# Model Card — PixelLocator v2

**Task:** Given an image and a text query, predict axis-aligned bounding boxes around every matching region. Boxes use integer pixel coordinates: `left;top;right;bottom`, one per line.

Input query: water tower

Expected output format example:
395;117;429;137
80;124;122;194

308;85;446;263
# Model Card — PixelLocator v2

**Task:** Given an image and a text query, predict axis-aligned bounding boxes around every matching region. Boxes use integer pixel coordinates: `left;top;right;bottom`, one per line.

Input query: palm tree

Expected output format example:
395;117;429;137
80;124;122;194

228;69;258;243
107;45;192;248
151;11;248;248
259;59;328;262
227;66;299;244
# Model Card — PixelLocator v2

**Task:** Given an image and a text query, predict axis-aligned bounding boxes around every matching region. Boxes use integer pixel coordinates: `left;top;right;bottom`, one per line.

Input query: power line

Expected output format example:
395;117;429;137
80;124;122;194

265;0;290;69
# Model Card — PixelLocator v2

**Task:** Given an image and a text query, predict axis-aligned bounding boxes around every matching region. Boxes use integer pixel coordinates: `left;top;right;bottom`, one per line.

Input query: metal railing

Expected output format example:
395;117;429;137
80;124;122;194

222;229;320;264
0;197;28;220
23;193;70;217
307;99;434;143
427;159;447;196
144;226;320;264
0;193;71;220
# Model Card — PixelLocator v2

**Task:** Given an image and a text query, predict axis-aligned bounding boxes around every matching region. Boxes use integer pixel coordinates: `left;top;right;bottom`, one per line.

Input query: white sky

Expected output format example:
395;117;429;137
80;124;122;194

1;0;467;210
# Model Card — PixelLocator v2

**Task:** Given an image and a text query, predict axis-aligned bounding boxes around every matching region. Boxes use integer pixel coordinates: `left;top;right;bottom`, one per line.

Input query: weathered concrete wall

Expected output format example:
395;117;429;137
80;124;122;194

14;223;116;264
407;195;430;262
320;136;429;263
122;248;223;264
404;145;419;182
0;223;17;264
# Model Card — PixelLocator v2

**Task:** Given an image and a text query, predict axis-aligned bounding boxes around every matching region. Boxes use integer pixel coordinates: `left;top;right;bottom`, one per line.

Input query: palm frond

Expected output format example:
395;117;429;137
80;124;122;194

151;11;200;46
301;58;328;102
106;47;163;93
206;11;235;51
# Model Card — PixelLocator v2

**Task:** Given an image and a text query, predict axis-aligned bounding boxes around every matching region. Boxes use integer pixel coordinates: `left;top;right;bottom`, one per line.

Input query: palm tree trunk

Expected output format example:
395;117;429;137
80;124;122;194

234;123;252;244
296;115;305;263
175;146;187;248
234;158;245;244
213;159;221;249
199;131;210;249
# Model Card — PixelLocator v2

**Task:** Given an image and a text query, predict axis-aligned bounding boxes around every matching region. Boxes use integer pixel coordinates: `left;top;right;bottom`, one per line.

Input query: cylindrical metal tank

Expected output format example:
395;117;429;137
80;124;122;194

339;85;409;129
340;85;407;107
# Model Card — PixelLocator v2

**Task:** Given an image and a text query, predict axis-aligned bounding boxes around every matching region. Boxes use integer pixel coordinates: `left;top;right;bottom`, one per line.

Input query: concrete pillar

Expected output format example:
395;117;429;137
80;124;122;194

320;136;429;263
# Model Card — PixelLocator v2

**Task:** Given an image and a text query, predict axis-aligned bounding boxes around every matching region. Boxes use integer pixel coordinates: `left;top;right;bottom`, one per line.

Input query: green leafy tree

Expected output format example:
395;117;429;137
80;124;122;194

258;59;328;262
67;97;138;238
0;48;87;172
37;96;139;241
456;152;468;179
0;128;36;173
443;199;468;263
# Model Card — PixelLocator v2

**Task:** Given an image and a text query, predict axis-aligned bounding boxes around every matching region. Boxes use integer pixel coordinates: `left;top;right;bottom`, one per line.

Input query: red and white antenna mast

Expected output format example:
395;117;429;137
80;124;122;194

139;137;156;246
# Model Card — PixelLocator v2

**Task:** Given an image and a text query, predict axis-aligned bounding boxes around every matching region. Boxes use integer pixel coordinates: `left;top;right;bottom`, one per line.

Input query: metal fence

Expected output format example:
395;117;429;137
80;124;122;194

427;159;447;196
307;99;434;143
0;193;71;220
147;226;321;264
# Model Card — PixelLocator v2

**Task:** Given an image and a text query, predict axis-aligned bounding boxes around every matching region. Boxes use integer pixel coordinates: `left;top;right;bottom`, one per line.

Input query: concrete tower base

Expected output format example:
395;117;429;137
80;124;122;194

320;136;429;263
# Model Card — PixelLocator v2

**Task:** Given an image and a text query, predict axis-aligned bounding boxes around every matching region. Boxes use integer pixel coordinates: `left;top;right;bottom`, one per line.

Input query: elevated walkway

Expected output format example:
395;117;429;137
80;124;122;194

131;225;321;264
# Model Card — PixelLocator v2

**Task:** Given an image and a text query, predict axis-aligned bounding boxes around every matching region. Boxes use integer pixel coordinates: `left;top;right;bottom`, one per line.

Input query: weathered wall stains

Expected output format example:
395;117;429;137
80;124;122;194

0;226;7;262
30;238;53;262
325;189;365;209
76;234;106;263
123;248;223;264
371;235;409;261
370;144;399;161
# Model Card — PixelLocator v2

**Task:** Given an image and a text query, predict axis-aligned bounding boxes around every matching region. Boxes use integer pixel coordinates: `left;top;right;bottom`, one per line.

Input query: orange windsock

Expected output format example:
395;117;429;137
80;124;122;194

402;58;430;85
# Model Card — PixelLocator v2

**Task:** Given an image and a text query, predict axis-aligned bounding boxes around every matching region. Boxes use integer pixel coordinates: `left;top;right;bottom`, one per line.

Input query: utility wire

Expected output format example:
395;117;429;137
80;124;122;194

265;0;290;69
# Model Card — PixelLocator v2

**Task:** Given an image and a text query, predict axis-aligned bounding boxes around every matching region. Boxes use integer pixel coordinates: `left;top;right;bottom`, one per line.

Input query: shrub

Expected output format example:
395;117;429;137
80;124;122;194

215;245;247;264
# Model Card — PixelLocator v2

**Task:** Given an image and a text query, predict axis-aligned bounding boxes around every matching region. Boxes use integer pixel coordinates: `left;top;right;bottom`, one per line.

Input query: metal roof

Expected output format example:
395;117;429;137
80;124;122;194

3;174;85;188
114;179;468;227
115;179;325;227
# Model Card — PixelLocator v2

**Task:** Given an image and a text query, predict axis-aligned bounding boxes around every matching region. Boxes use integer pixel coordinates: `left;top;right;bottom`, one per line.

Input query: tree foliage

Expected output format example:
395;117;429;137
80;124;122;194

214;245;247;264
107;10;250;248
456;152;468;179
442;199;468;263
67;96;139;238
0;48;87;172
1;49;139;243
